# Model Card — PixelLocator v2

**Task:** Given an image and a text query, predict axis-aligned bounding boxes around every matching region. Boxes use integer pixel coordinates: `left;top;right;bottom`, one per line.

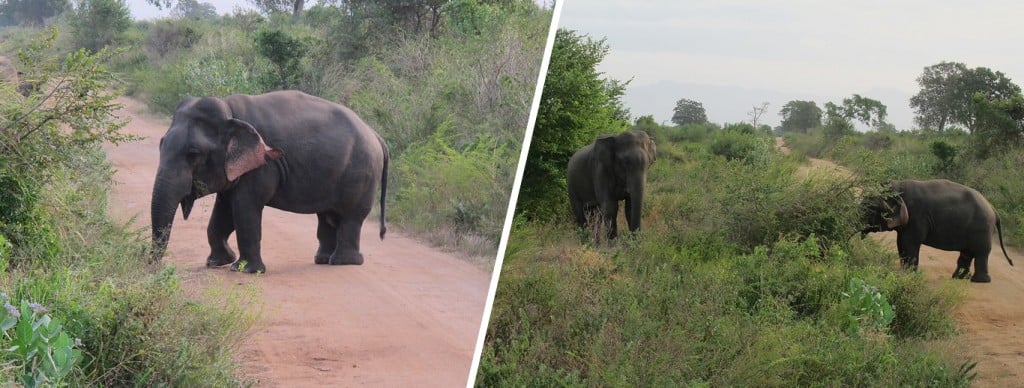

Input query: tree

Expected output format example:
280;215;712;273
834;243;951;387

0;0;68;26
778;100;821;133
254;28;309;89
968;92;1024;158
747;101;769;129
825;94;888;129
518;29;630;220
69;0;131;52
671;98;707;126
910;61;1022;131
170;0;216;19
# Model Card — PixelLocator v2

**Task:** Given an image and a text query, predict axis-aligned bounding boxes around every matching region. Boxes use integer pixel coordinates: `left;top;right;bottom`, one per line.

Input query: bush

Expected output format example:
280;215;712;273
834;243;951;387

0;30;256;386
68;0;130;52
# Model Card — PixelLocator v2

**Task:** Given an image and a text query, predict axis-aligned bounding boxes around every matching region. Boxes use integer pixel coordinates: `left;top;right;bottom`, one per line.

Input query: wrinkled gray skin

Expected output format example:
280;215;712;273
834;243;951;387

151;90;389;273
860;179;1014;283
567;130;656;239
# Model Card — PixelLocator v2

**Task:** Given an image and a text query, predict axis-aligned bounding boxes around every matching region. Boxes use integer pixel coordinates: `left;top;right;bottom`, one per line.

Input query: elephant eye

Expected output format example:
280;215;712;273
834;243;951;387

186;148;203;162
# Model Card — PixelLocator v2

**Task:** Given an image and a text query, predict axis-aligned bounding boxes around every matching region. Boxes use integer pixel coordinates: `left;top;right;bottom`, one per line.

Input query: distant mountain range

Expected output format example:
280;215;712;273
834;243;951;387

622;81;915;131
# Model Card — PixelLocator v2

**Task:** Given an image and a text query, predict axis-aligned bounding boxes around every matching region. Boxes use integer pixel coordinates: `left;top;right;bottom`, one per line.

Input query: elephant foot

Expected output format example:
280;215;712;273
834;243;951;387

970;273;991;283
314;254;331;265
329;251;364;265
206;254;236;267
951;267;971;280
230;259;266;274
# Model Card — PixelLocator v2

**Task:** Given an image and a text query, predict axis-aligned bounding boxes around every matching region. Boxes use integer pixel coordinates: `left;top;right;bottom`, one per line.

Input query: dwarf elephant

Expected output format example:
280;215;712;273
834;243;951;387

151;90;389;273
860;179;1014;283
567;130;657;239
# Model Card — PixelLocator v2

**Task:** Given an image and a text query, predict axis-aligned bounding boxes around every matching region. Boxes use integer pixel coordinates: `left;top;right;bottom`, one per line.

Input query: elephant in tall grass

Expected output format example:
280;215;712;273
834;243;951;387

567;130;656;239
151;90;389;273
860;179;1014;283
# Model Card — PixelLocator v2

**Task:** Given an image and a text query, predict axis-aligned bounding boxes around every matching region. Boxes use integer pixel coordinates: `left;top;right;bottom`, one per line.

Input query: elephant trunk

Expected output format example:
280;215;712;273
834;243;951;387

627;174;645;232
150;167;192;262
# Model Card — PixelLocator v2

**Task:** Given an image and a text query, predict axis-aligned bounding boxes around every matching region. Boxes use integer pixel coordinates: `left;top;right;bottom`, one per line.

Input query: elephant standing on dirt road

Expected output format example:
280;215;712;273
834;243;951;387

860;179;1014;283
151;90;389;273
567;130;657;240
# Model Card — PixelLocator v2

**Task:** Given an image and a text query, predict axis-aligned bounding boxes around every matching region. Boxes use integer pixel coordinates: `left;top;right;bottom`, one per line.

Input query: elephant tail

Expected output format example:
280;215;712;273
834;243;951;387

379;135;389;240
996;215;1014;266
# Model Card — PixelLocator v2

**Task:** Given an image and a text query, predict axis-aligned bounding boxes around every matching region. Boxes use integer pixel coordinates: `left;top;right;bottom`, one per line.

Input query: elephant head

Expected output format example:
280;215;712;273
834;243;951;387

593;130;657;232
150;97;283;260
860;191;909;237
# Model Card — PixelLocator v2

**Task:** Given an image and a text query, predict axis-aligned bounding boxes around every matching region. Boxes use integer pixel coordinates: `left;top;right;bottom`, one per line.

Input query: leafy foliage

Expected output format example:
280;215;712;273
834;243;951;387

910;61;1021;131
671;98;707;126
68;0;131;52
778;100;822;133
253;27;309;89
826;94;889;129
0;0;68;27
0;296;83;387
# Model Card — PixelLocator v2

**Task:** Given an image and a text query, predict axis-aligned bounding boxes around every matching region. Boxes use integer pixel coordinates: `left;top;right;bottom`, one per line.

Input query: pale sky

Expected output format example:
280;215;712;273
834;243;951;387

558;0;1024;130
126;0;249;20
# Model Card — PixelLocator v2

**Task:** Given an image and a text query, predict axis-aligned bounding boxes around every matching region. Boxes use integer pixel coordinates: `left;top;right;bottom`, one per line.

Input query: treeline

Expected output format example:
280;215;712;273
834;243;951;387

0;0;550;384
482;30;976;386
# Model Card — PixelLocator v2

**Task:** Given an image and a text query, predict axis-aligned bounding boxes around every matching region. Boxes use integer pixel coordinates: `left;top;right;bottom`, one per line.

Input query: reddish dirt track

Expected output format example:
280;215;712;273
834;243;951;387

104;98;491;387
779;138;1024;386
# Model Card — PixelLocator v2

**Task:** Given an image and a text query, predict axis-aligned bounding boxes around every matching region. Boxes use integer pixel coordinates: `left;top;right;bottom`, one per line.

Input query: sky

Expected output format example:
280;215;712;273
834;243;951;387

126;0;247;20
557;0;1024;130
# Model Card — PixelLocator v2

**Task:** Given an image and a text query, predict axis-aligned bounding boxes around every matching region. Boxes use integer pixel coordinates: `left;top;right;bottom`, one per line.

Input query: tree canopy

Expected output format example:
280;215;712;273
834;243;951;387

910;61;1021;131
671;98;708;126
778;100;822;134
0;0;68;26
825;94;888;129
518;28;630;220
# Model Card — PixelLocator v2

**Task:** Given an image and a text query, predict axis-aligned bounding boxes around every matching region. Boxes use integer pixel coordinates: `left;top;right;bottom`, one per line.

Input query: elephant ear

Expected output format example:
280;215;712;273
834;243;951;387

884;196;910;229
225;118;284;181
593;135;616;165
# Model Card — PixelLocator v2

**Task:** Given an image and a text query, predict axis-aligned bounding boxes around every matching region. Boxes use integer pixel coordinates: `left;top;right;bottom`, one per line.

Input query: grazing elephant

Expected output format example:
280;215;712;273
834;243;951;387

860;179;1014;283
151;90;389;273
567;130;656;239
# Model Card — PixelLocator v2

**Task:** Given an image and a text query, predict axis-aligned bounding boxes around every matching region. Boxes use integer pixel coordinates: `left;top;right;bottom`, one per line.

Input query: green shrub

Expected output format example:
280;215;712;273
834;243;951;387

0;295;83;387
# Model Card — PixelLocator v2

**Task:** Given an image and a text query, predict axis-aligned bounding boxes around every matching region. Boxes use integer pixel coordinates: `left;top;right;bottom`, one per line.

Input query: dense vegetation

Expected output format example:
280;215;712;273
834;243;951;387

480;31;979;386
1;0;550;384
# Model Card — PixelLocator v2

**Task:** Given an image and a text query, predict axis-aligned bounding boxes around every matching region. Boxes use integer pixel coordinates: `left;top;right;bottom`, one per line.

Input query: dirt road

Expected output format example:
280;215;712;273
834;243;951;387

781;138;1024;387
104;98;490;387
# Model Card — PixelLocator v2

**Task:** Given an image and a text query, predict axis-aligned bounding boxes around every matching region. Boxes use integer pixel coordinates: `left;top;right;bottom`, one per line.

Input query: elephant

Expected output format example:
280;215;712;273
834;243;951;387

567;130;656;239
151;90;389;274
860;179;1014;283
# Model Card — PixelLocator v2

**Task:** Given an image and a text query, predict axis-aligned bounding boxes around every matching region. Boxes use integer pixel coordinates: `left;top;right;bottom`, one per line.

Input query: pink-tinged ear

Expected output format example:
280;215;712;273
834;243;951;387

225;118;284;181
885;196;910;229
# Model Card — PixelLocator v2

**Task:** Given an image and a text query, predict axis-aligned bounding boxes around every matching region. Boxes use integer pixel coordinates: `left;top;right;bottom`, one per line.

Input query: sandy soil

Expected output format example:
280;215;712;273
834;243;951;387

103;98;490;387
780;138;1024;386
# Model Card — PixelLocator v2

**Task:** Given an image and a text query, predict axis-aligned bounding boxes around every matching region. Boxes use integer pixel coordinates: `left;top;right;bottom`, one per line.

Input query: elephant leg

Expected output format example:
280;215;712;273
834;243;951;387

570;199;586;228
625;197;635;232
952;252;973;279
600;200;619;240
970;249;992;283
896;233;920;270
330;217;365;265
315;212;339;264
229;200;267;273
206;194;237;267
